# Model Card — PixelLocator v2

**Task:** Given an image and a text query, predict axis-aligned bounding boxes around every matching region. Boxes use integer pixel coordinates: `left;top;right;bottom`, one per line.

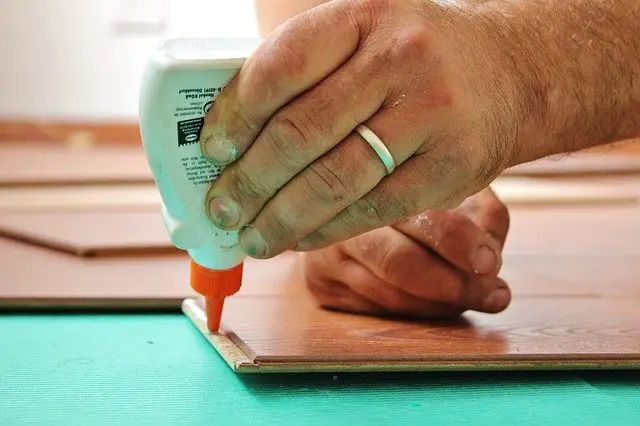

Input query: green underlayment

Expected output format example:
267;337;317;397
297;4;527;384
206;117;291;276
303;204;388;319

2;314;640;425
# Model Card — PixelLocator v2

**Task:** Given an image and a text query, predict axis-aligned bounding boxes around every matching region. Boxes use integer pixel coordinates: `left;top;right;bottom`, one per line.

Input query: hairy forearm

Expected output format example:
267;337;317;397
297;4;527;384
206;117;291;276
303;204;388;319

480;0;640;164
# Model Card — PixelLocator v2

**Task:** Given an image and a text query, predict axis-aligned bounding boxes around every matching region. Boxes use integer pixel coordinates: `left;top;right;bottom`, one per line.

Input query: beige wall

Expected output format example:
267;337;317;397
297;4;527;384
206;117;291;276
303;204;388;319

0;0;258;121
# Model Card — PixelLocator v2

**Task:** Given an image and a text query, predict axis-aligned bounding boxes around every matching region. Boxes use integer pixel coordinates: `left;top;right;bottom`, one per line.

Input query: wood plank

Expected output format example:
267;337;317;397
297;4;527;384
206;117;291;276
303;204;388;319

180;204;640;373
0;237;299;309
0;210;176;256
0;184;160;212
183;249;640;372
0;121;141;146
184;291;640;372
491;178;638;206
0;142;152;186
504;204;640;256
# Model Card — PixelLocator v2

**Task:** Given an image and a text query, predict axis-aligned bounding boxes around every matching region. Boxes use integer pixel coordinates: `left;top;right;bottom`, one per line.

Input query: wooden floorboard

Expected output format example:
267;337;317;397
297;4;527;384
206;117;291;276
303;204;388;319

0;210;175;256
180;203;640;373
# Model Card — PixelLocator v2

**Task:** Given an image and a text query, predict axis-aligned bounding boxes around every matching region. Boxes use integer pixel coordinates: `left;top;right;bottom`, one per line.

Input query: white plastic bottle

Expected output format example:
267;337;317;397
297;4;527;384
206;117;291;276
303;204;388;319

138;38;260;332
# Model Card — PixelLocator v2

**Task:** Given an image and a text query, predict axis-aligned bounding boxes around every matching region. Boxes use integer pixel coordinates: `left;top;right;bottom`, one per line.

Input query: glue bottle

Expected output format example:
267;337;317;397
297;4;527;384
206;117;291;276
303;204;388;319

138;38;260;333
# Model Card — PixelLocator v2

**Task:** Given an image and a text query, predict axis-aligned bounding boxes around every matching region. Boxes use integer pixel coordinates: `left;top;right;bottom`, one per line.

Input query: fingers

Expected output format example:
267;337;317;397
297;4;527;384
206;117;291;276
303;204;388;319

204;52;389;231
226;104;425;258
199;0;364;165
306;276;387;316
338;227;510;313
296;153;461;252
392;210;503;276
336;260;466;318
458;187;510;246
302;248;386;315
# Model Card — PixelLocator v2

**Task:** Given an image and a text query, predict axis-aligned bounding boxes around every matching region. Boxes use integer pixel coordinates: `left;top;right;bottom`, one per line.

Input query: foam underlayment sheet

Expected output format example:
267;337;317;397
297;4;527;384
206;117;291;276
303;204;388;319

4;314;640;424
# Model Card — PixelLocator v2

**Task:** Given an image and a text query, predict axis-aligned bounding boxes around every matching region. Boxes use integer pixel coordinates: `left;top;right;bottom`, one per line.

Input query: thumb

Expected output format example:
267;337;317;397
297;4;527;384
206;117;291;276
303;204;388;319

456;187;510;248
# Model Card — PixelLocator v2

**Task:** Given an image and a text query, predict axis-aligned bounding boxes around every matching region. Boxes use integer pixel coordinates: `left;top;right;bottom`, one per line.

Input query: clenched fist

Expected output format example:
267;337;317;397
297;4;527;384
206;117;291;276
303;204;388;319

301;188;511;318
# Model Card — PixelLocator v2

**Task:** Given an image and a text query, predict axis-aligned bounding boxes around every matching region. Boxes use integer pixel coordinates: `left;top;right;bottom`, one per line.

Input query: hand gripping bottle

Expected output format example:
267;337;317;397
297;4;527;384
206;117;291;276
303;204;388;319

138;38;260;332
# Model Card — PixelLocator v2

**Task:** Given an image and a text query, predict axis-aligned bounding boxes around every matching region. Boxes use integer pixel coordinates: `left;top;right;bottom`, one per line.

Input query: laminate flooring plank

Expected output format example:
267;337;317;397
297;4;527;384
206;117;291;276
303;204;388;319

491;178;638;206
0;237;299;309
0;143;152;186
183;292;640;373
0;210;176;256
0;184;160;212
504;204;640;256
180;202;640;373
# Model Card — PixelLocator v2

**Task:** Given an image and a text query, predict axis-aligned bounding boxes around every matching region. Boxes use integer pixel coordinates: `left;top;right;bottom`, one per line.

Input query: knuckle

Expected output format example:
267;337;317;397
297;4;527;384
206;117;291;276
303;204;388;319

355;195;388;225
431;211;467;241
378;241;411;279
304;157;359;205
232;161;271;200
306;86;358;138
266;113;312;157
357;186;417;226
256;38;310;89
486;199;510;226
262;210;296;247
227;95;263;133
391;27;434;63
353;0;391;28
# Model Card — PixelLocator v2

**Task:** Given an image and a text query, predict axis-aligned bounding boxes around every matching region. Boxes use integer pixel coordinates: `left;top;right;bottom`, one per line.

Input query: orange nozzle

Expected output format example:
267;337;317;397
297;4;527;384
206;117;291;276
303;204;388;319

190;260;243;333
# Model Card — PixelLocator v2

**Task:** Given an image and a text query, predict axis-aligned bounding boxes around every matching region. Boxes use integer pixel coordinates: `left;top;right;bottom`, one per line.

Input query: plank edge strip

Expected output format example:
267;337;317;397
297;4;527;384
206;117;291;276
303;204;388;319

182;298;258;372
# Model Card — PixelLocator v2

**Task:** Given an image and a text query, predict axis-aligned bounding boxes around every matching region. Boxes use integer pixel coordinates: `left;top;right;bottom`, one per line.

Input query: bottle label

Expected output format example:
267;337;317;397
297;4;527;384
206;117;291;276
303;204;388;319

173;86;223;187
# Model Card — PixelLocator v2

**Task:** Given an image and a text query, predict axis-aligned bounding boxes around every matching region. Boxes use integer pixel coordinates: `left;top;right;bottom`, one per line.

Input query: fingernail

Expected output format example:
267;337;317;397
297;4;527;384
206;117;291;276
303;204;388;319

208;197;241;229
239;226;267;258
470;244;499;275
200;125;238;165
482;288;510;312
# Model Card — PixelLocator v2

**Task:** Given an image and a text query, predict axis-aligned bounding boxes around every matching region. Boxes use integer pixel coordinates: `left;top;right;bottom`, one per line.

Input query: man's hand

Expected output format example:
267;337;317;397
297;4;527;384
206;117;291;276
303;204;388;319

200;0;640;259
301;188;511;318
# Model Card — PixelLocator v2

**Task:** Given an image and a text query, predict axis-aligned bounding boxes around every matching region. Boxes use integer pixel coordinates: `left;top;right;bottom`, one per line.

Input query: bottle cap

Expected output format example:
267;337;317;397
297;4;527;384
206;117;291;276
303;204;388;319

190;260;243;333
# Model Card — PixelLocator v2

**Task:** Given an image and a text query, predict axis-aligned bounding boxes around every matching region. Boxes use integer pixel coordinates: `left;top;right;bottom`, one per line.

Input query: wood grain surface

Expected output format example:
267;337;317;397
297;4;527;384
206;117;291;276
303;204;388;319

0;142;152;186
211;295;640;359
181;203;640;373
490;177;639;206
184;259;640;372
0;210;176;256
0;236;299;309
0;184;160;212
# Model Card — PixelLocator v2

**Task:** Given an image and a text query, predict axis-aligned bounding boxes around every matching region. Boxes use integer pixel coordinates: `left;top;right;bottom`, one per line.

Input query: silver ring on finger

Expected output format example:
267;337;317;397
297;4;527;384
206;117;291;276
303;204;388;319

354;124;396;176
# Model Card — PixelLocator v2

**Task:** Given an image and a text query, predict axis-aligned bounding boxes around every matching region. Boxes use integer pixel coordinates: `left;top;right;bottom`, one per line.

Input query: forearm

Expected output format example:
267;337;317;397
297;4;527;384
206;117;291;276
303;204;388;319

481;0;640;165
